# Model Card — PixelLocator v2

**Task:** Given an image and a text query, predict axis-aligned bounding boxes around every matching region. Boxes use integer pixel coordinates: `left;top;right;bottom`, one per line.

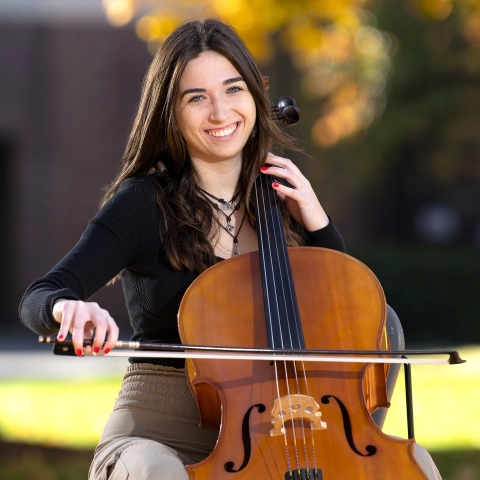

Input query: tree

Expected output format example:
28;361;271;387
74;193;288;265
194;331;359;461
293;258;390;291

101;0;480;151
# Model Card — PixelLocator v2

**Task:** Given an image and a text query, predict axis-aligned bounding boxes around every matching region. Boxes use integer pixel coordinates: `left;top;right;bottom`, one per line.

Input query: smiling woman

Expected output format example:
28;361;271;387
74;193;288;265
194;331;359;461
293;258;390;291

174;51;259;258
19;18;346;480
16;17;445;480
175;52;256;166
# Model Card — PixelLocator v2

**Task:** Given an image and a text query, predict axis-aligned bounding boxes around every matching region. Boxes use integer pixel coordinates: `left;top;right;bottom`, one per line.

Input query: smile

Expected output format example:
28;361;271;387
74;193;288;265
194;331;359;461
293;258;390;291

205;122;239;138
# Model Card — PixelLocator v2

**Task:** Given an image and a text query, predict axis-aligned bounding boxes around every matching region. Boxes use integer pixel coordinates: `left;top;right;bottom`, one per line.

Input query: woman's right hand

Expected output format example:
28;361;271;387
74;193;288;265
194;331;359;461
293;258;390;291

53;299;119;356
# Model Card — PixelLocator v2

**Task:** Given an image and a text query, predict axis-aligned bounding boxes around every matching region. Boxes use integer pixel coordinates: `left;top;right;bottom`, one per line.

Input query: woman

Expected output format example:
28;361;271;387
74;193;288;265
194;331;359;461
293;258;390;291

20;18;440;480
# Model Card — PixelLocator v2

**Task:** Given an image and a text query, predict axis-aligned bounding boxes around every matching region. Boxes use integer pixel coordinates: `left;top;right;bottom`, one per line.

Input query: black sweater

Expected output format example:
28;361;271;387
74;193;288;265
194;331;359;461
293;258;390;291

19;176;346;367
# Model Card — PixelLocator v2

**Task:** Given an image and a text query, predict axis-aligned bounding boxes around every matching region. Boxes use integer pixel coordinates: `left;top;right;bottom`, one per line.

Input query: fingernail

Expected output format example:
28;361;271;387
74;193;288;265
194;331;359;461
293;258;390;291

57;334;64;340
260;166;268;171
76;349;83;356
273;182;280;188
104;348;110;355
93;347;100;354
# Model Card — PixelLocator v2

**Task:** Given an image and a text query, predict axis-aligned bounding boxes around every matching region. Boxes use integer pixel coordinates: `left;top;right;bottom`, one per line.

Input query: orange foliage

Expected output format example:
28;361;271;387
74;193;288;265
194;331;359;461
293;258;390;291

102;0;480;148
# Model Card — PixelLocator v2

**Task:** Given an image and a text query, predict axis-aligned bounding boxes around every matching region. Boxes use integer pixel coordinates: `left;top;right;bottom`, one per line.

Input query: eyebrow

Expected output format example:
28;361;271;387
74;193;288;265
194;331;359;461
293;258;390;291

180;76;245;99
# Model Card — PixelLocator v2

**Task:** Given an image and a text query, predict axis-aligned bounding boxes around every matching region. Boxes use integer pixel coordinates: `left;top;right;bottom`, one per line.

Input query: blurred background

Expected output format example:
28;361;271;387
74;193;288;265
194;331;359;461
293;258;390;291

0;0;479;478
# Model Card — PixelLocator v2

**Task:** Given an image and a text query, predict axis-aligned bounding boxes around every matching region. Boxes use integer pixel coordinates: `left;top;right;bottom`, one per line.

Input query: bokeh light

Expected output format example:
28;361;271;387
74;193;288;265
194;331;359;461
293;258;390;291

103;0;135;26
101;0;480;148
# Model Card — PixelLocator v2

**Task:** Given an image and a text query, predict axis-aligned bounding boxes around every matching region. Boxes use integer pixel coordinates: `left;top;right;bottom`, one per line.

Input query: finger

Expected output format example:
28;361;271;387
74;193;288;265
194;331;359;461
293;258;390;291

56;301;76;342
262;160;306;190
102;317;119;354
262;166;302;190
273;181;329;230
272;181;307;205
266;153;303;176
88;307;109;354
70;302;91;356
83;328;95;354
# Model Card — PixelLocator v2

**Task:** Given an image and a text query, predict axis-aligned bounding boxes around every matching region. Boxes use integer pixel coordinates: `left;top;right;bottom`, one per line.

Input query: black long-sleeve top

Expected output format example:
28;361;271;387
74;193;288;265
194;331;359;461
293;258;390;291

19;176;346;367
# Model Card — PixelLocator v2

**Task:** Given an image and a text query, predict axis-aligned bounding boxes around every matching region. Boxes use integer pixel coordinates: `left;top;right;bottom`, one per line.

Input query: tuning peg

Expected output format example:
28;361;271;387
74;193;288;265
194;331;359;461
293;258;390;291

270;96;300;126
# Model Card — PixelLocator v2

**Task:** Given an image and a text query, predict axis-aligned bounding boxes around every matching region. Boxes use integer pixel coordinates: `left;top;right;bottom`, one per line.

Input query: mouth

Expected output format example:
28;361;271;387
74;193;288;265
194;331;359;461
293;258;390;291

205;122;239;138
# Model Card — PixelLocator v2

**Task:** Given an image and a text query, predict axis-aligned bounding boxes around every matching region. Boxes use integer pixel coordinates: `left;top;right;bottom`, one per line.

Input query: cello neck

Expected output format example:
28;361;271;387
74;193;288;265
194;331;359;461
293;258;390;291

253;173;305;350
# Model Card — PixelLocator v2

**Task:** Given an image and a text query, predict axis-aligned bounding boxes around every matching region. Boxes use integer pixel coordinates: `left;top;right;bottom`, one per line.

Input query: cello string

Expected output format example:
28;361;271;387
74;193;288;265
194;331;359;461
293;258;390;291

253;178;276;350
264;178;315;471
257;175;304;474
265;173;317;472
264;174;316;476
258;174;290;350
274;360;294;475
301;365;318;475
281;358;302;473
254;178;293;469
265;175;303;350
262;173;304;473
259;172;320;475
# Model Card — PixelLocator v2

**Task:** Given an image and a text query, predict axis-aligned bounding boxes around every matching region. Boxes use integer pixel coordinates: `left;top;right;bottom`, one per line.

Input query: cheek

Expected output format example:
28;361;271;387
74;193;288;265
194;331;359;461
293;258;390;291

175;116;196;144
246;102;257;132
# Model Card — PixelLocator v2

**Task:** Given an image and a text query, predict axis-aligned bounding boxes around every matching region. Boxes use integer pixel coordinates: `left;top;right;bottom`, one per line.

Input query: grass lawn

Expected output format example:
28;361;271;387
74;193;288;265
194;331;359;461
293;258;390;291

0;345;478;479
382;345;480;450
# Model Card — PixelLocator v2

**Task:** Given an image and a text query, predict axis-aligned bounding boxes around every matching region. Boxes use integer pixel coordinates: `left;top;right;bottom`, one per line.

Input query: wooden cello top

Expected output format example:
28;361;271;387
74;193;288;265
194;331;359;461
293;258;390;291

178;173;428;479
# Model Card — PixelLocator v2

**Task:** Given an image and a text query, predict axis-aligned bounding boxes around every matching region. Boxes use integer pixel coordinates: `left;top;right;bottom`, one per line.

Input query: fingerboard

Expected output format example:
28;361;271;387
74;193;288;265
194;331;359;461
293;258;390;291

254;173;305;350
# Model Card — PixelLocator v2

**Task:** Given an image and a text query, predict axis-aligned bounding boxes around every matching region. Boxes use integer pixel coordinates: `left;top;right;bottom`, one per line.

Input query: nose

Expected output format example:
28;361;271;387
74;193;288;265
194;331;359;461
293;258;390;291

209;96;230;123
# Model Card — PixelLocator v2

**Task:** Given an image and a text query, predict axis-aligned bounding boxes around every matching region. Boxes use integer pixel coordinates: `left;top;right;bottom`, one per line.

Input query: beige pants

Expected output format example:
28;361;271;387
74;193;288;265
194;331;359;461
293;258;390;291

89;363;441;480
88;364;217;480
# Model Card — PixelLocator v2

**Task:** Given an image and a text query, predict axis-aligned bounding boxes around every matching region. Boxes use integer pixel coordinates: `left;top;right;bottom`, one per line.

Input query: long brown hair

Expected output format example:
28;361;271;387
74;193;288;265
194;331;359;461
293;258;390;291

102;18;304;273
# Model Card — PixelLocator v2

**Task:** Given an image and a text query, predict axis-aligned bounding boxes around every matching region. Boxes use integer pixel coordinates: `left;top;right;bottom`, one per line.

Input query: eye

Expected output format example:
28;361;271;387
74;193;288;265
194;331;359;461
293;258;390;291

188;95;204;103
227;85;243;93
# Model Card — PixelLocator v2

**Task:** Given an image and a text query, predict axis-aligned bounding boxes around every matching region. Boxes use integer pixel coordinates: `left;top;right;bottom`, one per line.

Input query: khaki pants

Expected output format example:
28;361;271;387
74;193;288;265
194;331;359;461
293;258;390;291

88;363;217;480
89;363;441;480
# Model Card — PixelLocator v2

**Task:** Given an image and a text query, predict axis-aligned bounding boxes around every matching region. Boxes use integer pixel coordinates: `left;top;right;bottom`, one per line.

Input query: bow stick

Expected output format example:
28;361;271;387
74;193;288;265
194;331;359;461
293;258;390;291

39;336;465;365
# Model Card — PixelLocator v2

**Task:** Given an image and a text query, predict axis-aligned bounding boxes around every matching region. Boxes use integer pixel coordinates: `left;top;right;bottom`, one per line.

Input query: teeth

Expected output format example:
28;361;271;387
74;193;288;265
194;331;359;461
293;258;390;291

207;123;238;137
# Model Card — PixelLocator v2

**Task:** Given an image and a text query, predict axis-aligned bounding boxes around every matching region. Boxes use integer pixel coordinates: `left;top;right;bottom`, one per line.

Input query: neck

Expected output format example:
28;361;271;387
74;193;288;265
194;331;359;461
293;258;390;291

190;156;242;199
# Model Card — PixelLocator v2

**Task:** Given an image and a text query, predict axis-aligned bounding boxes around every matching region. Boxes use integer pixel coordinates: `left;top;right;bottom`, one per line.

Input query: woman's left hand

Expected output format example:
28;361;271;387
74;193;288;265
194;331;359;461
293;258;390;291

260;152;329;232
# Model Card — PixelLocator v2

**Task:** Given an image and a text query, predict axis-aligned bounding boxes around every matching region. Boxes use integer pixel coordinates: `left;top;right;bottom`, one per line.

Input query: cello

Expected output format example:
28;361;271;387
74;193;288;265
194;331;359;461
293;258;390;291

177;99;430;479
38;97;455;478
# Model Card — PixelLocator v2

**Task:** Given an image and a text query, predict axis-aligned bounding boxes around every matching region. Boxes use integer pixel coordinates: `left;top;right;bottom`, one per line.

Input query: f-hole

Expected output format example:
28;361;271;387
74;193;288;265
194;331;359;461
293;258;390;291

321;395;377;457
224;403;266;473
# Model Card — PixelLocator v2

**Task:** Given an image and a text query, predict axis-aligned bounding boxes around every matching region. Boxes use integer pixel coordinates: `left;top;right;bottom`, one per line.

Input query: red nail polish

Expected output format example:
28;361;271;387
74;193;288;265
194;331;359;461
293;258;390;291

93;347;100;354
260;166;268;171
76;349;83;356
104;348;110;355
58;334;64;340
273;182;280;188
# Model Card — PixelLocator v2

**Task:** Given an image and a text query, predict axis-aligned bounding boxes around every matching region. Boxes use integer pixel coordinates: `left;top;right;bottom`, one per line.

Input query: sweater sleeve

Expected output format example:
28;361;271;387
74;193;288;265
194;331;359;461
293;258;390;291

304;216;346;253
19;177;153;336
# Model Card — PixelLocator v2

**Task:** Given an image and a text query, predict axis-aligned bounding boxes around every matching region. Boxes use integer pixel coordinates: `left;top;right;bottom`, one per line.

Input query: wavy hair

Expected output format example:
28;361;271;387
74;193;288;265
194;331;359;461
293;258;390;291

102;18;304;273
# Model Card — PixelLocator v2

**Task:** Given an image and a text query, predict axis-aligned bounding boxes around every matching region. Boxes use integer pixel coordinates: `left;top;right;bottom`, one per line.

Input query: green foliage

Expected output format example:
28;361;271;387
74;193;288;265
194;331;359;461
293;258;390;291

431;450;480;480
0;442;479;480
0;441;92;480
353;245;480;344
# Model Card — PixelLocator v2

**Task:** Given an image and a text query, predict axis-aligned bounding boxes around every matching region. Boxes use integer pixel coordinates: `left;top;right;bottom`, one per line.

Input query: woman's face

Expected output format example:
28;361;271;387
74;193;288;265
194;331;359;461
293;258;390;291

174;51;257;166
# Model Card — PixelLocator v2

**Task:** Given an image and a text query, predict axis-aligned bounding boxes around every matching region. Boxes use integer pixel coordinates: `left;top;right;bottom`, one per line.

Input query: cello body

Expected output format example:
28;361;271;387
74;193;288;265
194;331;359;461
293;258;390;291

178;247;428;479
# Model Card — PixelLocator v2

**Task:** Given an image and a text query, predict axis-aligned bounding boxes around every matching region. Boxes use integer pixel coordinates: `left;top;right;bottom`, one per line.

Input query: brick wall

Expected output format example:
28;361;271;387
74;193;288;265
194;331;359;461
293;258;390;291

0;22;152;338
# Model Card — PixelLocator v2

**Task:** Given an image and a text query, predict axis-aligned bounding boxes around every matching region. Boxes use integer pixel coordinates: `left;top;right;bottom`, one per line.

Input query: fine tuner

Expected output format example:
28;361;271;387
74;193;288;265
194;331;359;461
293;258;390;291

270;96;301;126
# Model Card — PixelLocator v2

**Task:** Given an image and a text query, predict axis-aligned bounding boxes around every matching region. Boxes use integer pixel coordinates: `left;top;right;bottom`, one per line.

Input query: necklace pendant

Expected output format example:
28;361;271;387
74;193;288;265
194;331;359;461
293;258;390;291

226;224;234;233
221;202;232;211
233;244;240;256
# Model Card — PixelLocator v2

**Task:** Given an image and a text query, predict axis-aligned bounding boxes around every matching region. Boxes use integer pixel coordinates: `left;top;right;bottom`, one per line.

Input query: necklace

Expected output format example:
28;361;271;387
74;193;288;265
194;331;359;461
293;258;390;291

224;209;247;256
199;188;243;234
199;188;247;256
199;188;240;211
